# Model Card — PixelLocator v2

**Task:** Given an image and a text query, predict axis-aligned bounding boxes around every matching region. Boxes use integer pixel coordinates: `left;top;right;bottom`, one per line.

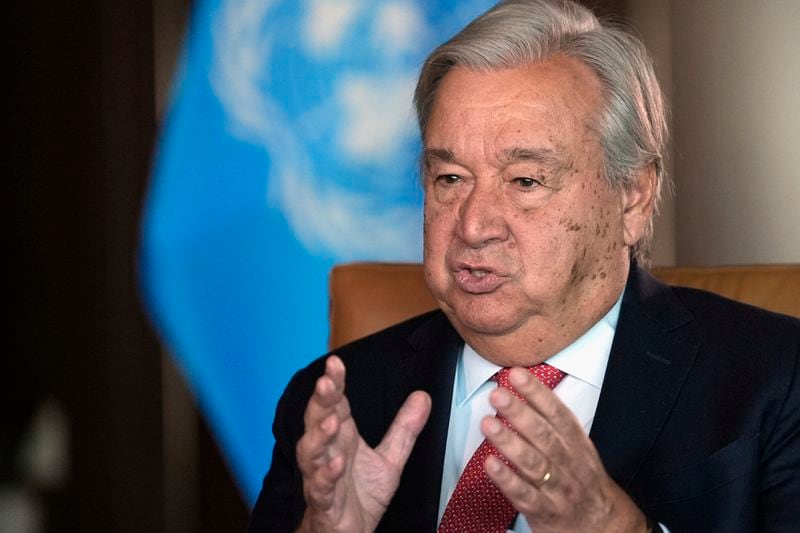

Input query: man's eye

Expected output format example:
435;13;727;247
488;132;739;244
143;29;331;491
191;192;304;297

437;174;461;185
513;177;541;189
431;174;466;204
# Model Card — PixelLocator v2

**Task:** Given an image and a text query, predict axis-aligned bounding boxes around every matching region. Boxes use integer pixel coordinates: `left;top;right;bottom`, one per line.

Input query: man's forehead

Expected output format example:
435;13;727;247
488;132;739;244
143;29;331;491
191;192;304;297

441;57;600;97
426;59;603;129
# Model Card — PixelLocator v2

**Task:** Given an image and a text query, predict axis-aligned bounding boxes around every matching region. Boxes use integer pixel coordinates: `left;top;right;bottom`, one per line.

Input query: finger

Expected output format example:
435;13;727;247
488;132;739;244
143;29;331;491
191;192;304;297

304;452;347;510
297;411;340;476
375;391;432;467
508;368;586;443
489;386;575;471
497;370;606;486
484;454;549;518
482;415;553;483
303;356;348;430
325;355;346;390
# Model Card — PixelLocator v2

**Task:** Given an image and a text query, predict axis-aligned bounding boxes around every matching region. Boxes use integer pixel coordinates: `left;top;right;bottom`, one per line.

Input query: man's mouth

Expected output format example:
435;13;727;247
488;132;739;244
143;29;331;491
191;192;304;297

453;266;506;294
470;268;490;278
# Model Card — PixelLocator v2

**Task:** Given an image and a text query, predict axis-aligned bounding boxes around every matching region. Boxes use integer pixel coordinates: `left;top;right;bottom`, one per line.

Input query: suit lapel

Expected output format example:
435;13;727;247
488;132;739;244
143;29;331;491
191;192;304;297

590;266;701;489
379;311;461;531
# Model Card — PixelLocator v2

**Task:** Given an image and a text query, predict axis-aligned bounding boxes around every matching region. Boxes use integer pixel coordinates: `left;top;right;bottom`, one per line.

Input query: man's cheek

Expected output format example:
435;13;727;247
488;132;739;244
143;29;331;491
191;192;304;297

424;204;457;240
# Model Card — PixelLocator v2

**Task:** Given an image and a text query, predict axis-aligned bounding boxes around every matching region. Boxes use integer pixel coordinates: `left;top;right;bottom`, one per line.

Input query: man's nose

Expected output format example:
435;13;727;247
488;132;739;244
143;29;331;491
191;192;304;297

456;183;509;248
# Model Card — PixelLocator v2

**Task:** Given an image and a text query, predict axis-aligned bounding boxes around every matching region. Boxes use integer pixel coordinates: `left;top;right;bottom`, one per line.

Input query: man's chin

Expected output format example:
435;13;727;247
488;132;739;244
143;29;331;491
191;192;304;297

444;306;523;338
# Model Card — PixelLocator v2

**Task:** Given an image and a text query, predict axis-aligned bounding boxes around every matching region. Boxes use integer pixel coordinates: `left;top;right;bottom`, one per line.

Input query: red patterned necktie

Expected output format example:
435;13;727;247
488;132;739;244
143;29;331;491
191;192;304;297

437;364;566;533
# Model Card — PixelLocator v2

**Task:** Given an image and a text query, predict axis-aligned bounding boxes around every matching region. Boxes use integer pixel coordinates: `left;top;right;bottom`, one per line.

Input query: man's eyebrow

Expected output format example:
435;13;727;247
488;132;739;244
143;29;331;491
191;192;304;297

422;148;456;163
501;147;564;167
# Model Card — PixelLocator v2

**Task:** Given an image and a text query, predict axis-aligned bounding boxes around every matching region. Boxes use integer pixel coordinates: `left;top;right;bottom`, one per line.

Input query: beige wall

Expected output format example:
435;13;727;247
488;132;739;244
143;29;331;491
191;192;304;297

627;0;676;266
629;0;800;266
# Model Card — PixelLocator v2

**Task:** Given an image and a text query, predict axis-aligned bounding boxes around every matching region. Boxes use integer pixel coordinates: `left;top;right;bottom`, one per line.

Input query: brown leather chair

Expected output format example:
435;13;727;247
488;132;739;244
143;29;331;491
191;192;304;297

329;263;800;349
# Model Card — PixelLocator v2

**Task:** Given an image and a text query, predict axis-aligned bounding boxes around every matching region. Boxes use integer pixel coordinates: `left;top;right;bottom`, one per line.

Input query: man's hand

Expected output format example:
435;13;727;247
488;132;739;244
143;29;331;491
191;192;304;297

482;367;649;533
296;355;431;533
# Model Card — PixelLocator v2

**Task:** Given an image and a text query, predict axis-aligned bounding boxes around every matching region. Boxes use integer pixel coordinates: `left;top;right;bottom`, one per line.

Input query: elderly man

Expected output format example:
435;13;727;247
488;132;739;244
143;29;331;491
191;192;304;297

248;1;799;531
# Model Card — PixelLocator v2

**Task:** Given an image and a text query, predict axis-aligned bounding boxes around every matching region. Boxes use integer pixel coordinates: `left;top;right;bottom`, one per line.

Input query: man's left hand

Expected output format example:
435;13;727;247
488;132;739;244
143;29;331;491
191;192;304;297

482;367;649;533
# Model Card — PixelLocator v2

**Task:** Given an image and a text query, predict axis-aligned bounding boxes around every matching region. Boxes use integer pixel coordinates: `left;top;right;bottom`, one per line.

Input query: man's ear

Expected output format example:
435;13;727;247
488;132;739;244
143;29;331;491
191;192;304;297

621;164;656;247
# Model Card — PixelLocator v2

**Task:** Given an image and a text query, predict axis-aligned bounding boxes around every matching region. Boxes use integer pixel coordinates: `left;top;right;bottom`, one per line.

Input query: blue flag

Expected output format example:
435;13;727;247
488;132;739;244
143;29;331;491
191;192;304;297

140;0;494;504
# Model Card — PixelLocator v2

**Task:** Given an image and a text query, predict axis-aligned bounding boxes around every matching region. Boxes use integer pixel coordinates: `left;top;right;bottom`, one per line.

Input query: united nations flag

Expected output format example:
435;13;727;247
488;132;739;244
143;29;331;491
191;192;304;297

140;0;494;503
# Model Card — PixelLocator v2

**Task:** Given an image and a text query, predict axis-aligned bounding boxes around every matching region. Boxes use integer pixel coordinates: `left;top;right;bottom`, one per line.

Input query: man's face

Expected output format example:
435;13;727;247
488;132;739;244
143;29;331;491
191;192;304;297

422;56;650;365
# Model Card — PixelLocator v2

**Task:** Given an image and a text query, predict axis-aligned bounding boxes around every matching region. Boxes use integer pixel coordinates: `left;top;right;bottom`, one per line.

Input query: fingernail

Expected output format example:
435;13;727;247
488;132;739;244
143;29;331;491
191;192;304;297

493;388;512;407
327;355;340;371
486;455;502;474
485;417;502;435
510;367;530;386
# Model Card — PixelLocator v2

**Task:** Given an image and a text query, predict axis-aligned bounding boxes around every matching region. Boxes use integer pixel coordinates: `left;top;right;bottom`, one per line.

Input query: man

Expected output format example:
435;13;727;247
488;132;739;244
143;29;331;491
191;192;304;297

249;1;799;531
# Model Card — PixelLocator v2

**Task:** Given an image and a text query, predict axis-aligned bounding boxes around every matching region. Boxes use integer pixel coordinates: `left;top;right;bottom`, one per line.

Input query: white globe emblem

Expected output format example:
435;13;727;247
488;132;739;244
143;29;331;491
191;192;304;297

210;0;436;260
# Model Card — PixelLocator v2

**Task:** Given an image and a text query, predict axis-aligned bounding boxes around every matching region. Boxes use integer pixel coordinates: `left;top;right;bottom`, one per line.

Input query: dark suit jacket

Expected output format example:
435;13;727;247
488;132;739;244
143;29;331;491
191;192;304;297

249;267;800;532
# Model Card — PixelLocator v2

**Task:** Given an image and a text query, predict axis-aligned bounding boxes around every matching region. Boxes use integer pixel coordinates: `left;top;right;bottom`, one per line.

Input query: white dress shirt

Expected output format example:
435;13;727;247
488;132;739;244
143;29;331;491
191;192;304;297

437;295;622;532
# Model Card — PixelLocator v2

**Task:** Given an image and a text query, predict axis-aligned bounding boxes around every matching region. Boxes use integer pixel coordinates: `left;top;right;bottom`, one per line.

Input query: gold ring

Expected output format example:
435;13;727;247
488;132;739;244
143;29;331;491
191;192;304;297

540;471;552;486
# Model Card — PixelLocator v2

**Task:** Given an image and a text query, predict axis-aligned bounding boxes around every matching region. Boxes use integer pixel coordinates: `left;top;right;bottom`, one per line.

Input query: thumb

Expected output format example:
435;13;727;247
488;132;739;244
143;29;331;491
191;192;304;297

375;391;431;468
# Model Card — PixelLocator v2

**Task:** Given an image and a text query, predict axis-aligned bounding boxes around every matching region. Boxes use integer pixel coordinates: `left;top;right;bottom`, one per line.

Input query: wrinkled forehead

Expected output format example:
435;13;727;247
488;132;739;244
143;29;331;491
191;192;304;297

423;57;605;163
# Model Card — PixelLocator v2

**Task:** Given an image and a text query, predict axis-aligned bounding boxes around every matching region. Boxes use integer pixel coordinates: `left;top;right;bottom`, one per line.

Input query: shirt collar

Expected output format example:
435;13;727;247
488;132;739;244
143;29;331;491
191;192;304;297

458;292;623;403
546;294;621;388
458;344;501;406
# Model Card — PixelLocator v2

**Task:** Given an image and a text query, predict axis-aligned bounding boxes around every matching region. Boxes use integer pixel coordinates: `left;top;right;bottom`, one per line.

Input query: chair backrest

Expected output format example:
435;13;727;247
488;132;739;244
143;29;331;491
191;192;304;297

329;263;800;349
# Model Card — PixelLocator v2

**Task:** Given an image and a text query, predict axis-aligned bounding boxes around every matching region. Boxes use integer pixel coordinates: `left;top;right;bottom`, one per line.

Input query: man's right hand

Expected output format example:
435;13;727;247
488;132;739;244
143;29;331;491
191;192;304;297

296;355;431;533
